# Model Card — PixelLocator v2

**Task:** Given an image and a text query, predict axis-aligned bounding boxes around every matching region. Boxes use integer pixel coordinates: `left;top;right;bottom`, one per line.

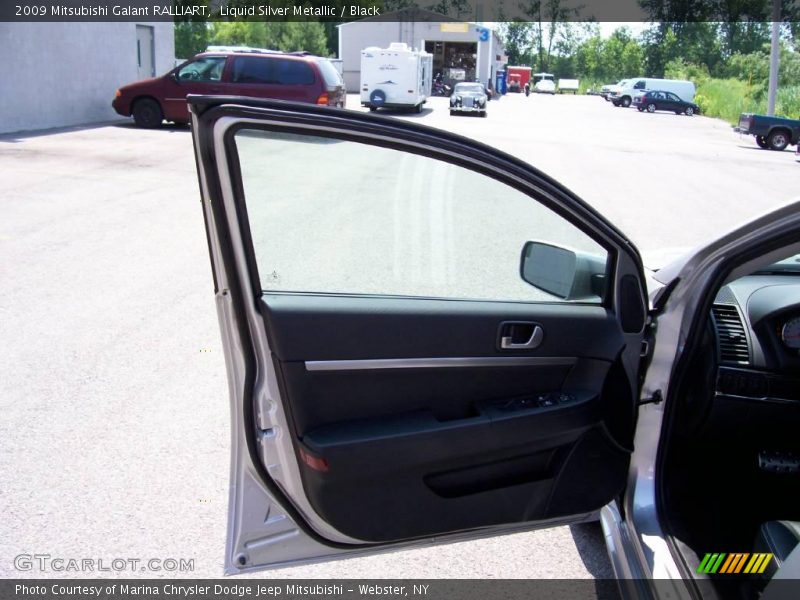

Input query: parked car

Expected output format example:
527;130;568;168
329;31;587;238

610;78;695;108
112;48;346;128
188;96;800;595
449;82;488;116
736;113;800;151
634;90;699;115
532;72;556;94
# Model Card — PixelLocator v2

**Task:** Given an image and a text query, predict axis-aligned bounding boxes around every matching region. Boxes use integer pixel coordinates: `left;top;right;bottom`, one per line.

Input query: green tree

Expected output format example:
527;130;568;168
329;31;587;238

208;21;330;56
175;22;210;59
426;0;471;18
597;27;644;78
499;21;535;66
173;0;211;58
516;0;582;72
279;22;330;55
574;35;606;81
641;23;679;77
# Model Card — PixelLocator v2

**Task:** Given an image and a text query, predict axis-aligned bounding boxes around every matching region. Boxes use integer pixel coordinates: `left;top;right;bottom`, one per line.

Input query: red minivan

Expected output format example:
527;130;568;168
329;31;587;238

113;49;346;128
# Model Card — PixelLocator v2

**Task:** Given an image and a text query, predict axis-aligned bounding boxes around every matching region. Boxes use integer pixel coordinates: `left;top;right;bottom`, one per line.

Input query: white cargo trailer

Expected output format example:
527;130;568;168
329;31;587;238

558;79;580;94
360;43;433;113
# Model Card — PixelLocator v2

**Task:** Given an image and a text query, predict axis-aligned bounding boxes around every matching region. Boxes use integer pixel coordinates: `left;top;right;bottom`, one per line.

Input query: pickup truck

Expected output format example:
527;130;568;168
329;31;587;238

736;113;800;151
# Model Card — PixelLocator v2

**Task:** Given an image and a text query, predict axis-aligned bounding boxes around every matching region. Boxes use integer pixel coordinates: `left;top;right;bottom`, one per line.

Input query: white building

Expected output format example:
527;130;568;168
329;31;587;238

1;23;174;134
338;8;506;92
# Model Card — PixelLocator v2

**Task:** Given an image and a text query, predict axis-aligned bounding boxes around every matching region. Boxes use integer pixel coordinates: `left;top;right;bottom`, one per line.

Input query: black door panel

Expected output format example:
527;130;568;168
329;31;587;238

281;362;580;432
261;294;632;541
300;420;628;541
262;294;622;361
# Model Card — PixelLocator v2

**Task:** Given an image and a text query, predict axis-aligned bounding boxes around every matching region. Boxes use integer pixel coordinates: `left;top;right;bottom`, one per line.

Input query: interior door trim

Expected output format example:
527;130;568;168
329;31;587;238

304;356;577;371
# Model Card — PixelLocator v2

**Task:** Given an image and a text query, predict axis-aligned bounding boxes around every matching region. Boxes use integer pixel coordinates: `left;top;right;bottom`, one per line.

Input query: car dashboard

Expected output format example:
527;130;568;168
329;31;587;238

712;274;800;405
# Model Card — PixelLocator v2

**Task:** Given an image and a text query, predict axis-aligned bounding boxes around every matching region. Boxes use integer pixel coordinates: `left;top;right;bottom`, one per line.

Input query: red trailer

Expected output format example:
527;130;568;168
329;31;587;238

506;66;532;93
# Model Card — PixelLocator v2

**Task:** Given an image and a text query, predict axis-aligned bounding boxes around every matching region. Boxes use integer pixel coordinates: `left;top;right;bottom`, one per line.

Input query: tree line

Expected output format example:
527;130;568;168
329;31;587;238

502;21;798;84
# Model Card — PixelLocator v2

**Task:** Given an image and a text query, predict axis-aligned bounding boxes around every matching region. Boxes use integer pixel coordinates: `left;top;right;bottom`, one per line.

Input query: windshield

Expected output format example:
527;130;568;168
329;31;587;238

455;83;484;93
756;254;800;274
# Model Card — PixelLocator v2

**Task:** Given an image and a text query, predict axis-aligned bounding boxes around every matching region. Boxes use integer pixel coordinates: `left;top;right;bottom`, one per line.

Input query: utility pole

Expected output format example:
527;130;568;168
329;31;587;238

767;0;781;116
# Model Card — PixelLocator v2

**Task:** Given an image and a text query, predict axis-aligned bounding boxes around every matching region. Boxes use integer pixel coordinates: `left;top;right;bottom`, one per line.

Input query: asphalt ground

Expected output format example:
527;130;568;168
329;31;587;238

1;92;796;580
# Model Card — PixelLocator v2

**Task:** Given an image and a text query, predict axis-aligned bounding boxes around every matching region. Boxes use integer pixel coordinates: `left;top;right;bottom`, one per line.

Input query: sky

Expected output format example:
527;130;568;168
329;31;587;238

598;22;649;38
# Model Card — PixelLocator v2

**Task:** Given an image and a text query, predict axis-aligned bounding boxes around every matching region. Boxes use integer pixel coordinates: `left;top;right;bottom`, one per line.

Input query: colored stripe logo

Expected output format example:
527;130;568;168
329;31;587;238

697;553;773;574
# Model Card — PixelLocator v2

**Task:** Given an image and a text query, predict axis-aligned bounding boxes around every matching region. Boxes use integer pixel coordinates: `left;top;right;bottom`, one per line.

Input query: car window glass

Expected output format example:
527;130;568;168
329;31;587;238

316;59;343;87
274;59;315;85
178;57;226;82
634;80;645;89
234;129;608;303
667;93;680;101
232;57;275;84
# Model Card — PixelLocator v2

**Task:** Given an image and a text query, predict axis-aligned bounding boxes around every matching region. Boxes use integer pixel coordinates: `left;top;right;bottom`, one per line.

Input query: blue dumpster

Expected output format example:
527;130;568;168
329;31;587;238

496;71;507;95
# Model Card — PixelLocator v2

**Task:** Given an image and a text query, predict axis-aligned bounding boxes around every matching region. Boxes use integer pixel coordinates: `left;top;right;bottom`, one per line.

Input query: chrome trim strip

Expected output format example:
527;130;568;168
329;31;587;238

305;356;577;371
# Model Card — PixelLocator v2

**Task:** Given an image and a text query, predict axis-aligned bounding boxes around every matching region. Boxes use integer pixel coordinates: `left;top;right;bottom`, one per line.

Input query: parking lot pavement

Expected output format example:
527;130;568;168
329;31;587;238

1;93;796;580
355;92;798;267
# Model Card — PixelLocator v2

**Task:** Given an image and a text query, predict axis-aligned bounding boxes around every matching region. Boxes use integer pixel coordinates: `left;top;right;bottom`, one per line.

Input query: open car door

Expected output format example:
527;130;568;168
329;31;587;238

188;97;650;573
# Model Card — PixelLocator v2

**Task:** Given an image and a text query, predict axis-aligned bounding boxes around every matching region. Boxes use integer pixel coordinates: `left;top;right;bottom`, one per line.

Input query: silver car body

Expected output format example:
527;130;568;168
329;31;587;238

449;83;487;114
189;97;800;591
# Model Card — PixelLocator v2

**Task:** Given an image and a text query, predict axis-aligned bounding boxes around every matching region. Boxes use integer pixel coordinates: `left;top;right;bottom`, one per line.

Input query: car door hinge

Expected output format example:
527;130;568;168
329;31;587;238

639;389;663;406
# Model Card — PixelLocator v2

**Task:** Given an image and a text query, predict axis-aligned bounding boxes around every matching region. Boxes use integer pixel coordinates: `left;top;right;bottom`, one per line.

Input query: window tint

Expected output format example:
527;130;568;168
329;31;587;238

177;57;226;82
316;59;343;87
234;129;608;303
667;92;680;101
274;59;315;85
230;57;316;85
633;80;645;89
232;57;274;84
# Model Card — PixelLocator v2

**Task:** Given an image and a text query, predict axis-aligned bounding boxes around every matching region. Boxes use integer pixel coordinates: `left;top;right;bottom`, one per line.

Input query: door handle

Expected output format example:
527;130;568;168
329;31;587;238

499;322;544;350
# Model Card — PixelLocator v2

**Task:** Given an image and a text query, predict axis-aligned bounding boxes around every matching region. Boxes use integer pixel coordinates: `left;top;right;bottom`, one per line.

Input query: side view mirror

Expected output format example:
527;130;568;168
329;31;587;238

519;241;607;301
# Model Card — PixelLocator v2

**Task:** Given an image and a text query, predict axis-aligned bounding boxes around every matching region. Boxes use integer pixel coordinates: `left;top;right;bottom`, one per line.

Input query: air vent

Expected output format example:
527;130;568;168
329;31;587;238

712;304;750;365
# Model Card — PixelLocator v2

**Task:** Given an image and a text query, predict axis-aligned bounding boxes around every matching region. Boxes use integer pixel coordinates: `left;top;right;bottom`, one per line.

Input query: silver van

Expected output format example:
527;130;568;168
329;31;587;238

609;77;695;107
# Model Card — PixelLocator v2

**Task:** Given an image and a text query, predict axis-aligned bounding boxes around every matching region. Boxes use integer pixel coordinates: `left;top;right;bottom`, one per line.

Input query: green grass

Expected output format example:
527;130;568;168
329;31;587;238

694;78;800;124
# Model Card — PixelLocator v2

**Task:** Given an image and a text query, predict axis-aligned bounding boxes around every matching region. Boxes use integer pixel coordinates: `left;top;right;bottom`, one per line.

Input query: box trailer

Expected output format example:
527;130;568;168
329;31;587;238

506;66;532;93
360;43;433;112
558;79;580;94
